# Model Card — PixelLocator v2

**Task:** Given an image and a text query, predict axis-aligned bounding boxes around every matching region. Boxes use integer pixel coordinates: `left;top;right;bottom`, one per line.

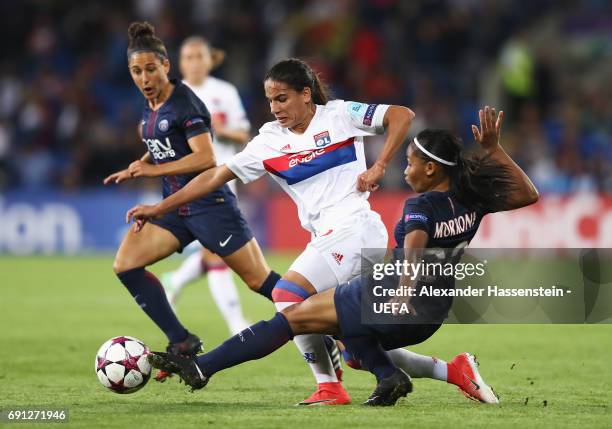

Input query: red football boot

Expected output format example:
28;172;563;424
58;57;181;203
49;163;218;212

297;382;352;406
447;353;499;404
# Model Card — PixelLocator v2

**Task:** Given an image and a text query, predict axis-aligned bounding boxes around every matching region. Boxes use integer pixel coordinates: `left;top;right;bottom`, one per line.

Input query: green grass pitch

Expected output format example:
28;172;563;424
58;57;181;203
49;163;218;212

1;255;610;428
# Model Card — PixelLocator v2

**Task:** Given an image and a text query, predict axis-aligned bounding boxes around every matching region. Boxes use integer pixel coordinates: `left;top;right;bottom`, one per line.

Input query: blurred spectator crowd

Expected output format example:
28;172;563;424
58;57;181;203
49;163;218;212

0;0;610;194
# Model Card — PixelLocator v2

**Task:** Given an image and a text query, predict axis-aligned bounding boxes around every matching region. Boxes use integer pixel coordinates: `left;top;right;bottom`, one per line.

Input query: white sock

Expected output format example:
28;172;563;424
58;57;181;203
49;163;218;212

275;301;337;384
387;348;448;381
171;251;204;291
207;267;250;335
293;334;338;383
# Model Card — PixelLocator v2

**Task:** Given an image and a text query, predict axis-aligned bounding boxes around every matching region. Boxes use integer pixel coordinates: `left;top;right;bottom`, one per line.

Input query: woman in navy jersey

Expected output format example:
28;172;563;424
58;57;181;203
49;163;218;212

142;106;538;406
103;22;281;374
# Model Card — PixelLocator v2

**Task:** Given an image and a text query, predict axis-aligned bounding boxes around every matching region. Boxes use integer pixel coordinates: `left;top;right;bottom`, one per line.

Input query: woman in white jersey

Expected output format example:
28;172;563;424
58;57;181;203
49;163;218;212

161;36;252;335
126;58;415;406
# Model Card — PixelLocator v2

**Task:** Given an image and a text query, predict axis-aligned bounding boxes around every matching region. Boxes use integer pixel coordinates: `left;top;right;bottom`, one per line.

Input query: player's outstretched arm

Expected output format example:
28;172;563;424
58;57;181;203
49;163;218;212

472;106;539;210
357;105;415;192
125;164;237;229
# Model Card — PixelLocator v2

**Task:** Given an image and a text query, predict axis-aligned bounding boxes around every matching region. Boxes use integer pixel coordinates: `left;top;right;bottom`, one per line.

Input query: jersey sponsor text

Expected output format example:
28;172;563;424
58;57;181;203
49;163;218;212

144;138;176;160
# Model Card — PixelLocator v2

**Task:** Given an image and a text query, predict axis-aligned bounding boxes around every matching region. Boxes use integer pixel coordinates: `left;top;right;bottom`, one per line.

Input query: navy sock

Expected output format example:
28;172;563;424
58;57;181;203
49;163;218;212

256;270;280;301
341;337;396;381
196;312;293;376
117;267;188;344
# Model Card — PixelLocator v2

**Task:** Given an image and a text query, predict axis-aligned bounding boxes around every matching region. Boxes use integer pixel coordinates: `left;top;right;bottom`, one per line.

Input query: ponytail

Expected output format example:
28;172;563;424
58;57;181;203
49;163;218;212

450;153;515;213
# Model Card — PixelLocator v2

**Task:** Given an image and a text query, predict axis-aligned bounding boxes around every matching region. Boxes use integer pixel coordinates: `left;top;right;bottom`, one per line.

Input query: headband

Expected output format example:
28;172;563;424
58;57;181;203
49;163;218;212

413;137;457;166
127;48;168;60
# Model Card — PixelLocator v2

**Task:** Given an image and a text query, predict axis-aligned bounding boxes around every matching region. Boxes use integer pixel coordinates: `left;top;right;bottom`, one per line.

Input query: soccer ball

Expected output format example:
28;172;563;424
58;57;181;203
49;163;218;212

95;336;151;394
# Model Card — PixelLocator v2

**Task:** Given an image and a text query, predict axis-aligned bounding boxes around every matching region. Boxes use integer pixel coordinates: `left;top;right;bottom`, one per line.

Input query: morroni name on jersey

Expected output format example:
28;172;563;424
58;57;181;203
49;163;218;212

394;191;486;249
433;211;477;239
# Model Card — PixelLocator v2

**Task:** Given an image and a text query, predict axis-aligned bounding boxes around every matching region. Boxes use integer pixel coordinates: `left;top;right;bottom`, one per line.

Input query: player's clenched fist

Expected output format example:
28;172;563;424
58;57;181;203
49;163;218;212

357;162;385;192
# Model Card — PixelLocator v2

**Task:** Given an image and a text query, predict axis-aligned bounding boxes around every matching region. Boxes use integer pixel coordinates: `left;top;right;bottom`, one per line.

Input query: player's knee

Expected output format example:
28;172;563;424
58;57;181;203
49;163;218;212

112;258;124;274
281;302;313;334
113;257;136;274
245;276;264;292
231;266;267;292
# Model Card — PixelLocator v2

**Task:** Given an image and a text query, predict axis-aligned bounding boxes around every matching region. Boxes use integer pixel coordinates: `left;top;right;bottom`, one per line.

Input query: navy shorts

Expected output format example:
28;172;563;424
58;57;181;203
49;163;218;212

150;201;254;257
334;278;442;350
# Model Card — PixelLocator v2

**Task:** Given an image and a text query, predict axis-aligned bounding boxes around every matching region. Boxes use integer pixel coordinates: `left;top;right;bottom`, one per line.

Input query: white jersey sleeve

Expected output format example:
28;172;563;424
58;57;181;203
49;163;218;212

342;101;390;135
225;135;267;183
224;84;251;132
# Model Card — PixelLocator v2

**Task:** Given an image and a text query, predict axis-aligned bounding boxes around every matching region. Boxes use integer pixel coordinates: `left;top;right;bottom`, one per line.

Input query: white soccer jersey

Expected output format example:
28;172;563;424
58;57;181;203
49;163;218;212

226;100;389;234
184;76;250;164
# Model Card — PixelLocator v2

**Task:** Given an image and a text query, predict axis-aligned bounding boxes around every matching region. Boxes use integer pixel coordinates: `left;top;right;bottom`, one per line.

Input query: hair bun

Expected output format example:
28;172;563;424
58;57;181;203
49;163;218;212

128;21;155;41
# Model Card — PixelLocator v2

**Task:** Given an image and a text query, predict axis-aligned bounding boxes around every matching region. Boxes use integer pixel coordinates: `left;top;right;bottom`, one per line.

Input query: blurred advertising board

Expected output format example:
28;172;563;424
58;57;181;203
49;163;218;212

0;191;610;254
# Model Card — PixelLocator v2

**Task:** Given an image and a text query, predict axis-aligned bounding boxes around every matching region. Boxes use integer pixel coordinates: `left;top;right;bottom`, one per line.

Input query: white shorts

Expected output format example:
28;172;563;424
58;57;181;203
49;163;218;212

289;210;388;293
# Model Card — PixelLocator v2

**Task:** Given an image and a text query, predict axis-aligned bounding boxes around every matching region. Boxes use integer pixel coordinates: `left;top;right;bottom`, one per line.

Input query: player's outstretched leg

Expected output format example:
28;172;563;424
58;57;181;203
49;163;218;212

386;349;499;403
148;312;294;391
148;288;341;397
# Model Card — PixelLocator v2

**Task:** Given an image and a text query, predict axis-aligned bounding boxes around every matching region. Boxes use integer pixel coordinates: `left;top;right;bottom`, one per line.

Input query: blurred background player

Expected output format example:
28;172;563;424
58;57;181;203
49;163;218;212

105;22;280;375
161;36;252;335
125;58;415;405
145;106;539;406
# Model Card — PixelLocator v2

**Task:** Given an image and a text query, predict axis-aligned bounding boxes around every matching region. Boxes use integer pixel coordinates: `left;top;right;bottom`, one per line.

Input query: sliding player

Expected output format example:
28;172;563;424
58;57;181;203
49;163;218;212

141;107;539;406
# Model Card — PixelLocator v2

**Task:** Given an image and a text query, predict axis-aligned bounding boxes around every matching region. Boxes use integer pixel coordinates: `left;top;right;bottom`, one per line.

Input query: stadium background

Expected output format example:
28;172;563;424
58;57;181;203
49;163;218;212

1;1;611;427
0;0;610;253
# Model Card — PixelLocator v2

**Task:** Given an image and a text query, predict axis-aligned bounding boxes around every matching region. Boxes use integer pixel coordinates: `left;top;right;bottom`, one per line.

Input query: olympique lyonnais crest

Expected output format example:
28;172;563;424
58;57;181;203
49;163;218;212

314;130;331;147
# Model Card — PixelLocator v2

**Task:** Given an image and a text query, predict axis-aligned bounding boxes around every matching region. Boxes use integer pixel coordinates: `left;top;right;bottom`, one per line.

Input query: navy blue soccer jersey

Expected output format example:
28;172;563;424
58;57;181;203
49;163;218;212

392;191;489;320
394;191;486;249
140;79;235;216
